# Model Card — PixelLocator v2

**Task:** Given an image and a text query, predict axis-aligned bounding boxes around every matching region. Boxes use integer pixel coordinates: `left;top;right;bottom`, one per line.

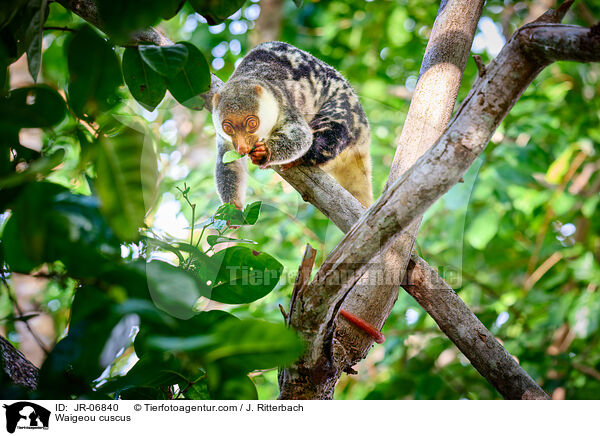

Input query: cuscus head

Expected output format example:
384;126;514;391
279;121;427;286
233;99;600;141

212;80;279;156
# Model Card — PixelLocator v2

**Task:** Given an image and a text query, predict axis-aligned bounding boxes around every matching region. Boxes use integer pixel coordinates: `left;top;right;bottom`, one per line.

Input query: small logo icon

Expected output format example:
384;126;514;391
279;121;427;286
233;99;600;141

3;402;50;434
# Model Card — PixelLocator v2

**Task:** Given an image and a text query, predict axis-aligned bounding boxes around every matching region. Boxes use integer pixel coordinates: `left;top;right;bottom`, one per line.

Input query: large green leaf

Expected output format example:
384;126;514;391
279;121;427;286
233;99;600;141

67;25;122;118
199;246;283;304
0;85;66;129
166;42;210;110
25;0;47;81
134;309;235;356
2;182;121;275
138;44;188;78
139;261;207;320
206;319;304;372
189;0;247;25
122;47;167;111
95;124;158;241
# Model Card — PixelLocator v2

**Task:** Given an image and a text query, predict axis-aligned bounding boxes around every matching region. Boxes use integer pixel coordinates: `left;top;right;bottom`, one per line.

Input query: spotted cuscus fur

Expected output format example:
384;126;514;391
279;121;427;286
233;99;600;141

213;41;372;207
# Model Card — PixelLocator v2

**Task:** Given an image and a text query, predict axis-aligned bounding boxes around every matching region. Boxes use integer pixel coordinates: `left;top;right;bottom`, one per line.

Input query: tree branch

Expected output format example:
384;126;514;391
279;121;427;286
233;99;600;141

55;0;172;45
520;23;600;63
279;0;486;399
276;164;550;399
312;10;596;301
0;335;39;391
404;256;549;399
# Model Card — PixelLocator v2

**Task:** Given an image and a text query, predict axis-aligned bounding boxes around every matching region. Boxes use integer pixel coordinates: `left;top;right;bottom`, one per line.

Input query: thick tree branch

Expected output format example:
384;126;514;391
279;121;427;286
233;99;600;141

279;0;486;399
404;256;549;399
276;164;549;399
0;335;39;391
520;23;600;62
56;0;172;45
291;8;586;365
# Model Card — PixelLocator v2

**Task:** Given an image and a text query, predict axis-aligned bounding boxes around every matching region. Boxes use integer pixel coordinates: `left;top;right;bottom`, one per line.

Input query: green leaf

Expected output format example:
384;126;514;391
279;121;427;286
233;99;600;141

222;150;243;163
181;377;211;399
2;182;121;275
122;47;167;111
293;0;303;7
545;145;574;184
138;44;188;78
166;41;210;110
242;201;262;225
67;25;122;118
95;124;158;241
206;235;257;246
212;201;262;226
0;85;66;129
140;261;207;320
134;310;236;355
206;319;304;372
200;246;283;304
0;0;44;68
189;0;247;25
25;0;47;82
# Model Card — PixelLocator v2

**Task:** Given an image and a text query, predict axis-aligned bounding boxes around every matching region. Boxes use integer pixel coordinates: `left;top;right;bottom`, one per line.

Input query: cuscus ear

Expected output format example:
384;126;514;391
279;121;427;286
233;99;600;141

212;92;220;108
254;85;263;96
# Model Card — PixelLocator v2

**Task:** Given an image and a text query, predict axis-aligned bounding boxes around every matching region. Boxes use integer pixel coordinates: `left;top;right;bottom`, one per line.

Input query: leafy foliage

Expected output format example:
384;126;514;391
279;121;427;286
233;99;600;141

0;0;302;400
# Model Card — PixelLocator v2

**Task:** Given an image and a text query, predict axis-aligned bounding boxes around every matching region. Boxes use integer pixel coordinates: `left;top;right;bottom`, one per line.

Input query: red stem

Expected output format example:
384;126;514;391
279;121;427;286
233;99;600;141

339;309;385;344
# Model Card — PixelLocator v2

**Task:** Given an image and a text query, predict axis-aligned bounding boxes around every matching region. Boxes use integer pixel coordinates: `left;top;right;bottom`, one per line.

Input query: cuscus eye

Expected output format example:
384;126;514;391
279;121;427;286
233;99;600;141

222;121;234;135
245;116;259;131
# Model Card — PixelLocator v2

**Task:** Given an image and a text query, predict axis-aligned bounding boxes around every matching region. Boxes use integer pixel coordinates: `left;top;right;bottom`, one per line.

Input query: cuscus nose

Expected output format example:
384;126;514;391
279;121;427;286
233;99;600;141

236;141;252;156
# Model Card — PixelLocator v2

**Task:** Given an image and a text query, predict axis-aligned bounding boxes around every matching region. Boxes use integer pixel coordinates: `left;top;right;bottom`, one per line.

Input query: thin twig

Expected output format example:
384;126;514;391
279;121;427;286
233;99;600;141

43;26;75;32
473;54;486;77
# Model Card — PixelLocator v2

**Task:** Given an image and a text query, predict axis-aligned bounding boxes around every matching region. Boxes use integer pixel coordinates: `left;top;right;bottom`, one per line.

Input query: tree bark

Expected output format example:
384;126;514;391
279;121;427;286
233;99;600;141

336;0;486;379
279;0;486;399
0;335;39;391
275;163;552;399
249;0;285;47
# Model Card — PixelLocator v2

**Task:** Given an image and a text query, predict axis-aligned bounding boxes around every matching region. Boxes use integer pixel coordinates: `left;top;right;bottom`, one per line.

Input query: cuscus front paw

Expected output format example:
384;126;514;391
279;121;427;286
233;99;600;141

250;142;270;167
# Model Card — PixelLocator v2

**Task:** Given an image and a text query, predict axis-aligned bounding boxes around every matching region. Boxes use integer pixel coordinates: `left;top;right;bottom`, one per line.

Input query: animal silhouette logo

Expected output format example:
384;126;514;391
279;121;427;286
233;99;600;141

3;402;50;433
